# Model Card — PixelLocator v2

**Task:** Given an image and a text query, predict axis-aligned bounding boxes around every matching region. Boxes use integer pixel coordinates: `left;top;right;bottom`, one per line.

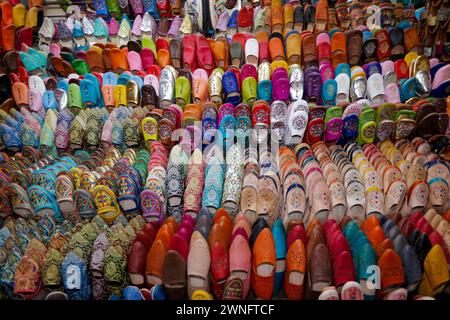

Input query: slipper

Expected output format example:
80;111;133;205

174;76;190;108
357;107;376;144
304;67;322;103
287;100;308;145
245;38;259;67
374;29;391;62
20;52;45;75
192;69;209;104
238;4;253;32
271;3;283;34
346;30;363;67
289;65;304;101
293;5;304;32
117;18;131;47
317;33;331;65
272;73;290;102
331;32;347;69
376;103;396;142
322;79;337;105
196;35;214;73
269;36;285;62
362;31;378;64
227;41;242;68
304;4;316;32
106;0;122;19
0;2;12;26
384;83;400;104
94;18;108;44
80;17;96;47
350;1;365;30
222;70;241;106
335;2;350;30
367;73;385;104
399;77;417;102
182;34;197;71
110;48;129;74
301;32;316;65
314;0;328;33
242;77;257;105
144;74;159;95
388;29;404;63
335;73;350;104
37;17;55;52
286;31;301;65
431;65;450;98
341;113;359;142
404;27;420;53
12;3;27;28
16;27;33;51
141;84;159;110
350;76;367;102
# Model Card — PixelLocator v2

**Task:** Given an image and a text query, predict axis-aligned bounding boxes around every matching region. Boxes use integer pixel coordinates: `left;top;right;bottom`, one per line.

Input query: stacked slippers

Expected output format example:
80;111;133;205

0;0;449;301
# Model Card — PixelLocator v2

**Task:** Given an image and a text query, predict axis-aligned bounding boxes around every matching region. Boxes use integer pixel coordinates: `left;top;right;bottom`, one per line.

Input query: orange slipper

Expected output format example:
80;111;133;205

110;47;129;73
157;48;170;68
211;40;228;69
271;3;283;34
214;208;232;225
331;31;347;69
378;249;405;291
404;28;420;53
269;36;285;61
50;56;74;77
301;31;316;65
315;0;328;33
0;2;13;27
86;47;105;73
251;228;276;300
1;24;15;52
284;239;306;300
255;30;269;43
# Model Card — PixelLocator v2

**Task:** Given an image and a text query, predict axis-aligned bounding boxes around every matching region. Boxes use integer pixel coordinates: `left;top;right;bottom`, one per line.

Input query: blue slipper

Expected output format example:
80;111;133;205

335;63;351;77
257;79;272;102
80;79;98;107
271;219;286;297
83;73;103;107
321;79;337;105
399;77;417;102
103;72;118;86
43;91;58;111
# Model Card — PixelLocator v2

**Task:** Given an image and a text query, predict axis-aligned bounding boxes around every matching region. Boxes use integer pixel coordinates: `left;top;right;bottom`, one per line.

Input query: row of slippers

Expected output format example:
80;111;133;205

31;22;423;73
31;2;421;55
1;74;449;156
44;0;422;45
0;134;448;239
0;205;148;299
86;0;420;24
10;34;450;110
1;193;448;300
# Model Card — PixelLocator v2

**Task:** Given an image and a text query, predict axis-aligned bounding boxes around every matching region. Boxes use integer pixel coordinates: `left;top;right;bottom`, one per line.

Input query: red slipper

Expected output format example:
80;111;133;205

182;34;197;71
196;34;214;73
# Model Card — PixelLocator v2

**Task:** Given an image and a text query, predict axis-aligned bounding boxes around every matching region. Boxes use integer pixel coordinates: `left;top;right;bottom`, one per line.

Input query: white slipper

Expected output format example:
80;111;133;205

367;73;385;103
29;76;46;95
335;73;350;103
289;66;304;101
118;19;131;48
245;38;259;67
82;17;96;46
